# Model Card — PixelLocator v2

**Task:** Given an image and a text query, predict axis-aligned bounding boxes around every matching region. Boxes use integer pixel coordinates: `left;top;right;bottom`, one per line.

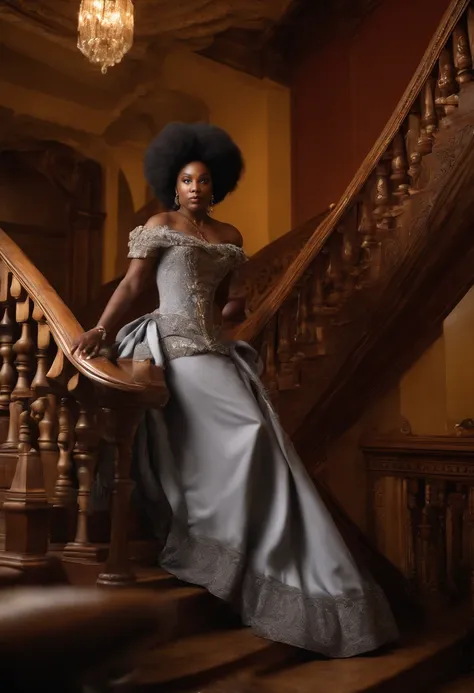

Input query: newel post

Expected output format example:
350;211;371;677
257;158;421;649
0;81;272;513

96;358;168;588
97;406;142;587
0;409;51;576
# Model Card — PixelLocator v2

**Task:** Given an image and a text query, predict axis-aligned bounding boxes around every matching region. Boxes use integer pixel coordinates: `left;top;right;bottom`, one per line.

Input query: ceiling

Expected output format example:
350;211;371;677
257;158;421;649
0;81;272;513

0;0;381;150
0;1;292;59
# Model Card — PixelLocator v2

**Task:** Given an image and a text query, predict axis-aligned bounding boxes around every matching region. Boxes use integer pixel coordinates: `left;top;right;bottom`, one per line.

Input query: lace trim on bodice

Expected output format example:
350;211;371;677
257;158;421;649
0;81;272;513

128;224;248;264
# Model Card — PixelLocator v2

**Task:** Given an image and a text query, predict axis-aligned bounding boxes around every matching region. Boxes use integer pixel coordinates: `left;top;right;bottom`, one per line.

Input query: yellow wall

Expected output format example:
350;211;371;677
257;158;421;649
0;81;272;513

0;49;291;274
162;51;292;256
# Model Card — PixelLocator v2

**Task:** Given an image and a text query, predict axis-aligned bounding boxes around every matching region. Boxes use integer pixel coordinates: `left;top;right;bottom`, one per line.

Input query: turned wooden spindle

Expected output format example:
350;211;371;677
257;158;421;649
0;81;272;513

295;274;311;344
262;318;278;403
446;484;466;596
407;112;423;190
418;78;437;156
97;408;142;587
453;20;473;86
54;398;76;506
391;131;410;204
373;158;392;230
276;296;300;391
0;408;51;574
31;304;52;397
10;281;34;405
417;481;444;599
37;394;57;452
436;47;458;118
406;478;420;594
64;406;100;561
0;303;16;415
468;486;474;613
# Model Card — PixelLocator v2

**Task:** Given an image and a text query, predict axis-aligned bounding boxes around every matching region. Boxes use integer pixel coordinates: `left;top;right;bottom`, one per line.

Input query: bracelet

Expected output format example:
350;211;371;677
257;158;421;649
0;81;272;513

94;325;107;341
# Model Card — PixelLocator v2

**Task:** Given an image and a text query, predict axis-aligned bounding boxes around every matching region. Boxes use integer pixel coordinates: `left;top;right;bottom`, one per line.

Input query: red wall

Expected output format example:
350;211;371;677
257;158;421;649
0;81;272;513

291;0;451;224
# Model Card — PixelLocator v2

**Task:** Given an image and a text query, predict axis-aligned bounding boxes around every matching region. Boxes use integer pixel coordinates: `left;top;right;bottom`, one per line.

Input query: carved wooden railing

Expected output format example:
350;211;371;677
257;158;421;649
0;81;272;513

233;0;474;433
0;229;168;586
364;434;474;609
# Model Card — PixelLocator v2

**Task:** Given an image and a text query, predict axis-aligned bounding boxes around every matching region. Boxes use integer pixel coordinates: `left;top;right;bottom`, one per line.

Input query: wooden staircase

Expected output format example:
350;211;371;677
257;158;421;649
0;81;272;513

2;1;474;692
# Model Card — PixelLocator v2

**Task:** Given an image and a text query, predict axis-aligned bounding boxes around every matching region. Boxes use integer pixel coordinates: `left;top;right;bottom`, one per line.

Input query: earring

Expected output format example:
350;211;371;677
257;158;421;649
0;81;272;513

174;191;180;208
208;195;215;214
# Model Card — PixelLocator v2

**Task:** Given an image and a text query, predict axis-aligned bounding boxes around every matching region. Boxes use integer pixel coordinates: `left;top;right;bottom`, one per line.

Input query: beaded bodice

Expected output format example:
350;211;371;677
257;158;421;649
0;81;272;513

128;225;247;360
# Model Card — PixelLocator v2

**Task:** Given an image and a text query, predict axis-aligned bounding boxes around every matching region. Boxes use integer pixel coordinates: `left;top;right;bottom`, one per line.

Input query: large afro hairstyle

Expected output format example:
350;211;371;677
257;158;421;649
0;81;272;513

144;122;244;210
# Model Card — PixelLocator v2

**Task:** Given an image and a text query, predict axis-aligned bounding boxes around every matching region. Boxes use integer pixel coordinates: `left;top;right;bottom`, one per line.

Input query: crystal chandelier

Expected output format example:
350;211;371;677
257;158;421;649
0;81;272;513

77;0;134;74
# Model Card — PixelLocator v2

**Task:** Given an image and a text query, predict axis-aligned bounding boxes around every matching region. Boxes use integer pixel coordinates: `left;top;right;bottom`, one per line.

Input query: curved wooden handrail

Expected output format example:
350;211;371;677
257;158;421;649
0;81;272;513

0;228;150;393
235;0;469;343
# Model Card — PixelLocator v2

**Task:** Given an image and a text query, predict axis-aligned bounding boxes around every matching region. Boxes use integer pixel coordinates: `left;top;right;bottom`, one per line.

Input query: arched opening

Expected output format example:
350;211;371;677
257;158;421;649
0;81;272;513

0;141;104;311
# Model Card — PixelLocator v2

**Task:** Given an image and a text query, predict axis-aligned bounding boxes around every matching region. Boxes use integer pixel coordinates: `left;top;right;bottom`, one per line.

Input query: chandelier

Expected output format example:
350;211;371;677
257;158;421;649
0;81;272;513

77;0;134;74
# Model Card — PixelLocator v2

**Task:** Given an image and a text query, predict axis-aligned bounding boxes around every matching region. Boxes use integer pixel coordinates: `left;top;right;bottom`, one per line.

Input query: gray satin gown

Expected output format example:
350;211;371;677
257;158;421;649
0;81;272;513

112;225;398;658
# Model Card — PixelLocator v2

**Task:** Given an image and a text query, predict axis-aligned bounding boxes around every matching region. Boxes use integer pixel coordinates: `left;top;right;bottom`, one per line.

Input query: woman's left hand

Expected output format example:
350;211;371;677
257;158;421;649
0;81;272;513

222;298;246;324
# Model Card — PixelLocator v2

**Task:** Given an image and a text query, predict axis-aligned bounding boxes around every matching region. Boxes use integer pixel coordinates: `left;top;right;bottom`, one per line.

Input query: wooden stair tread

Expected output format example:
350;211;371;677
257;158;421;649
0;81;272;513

135;567;183;588
136;604;473;693
137;627;272;686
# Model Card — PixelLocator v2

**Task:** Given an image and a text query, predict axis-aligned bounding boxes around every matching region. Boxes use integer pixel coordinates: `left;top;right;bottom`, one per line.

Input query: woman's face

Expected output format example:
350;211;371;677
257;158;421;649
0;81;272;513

176;161;213;214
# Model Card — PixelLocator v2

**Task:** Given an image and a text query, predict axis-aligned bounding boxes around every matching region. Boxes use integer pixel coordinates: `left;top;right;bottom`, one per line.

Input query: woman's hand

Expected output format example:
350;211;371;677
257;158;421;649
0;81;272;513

72;328;105;360
222;298;246;325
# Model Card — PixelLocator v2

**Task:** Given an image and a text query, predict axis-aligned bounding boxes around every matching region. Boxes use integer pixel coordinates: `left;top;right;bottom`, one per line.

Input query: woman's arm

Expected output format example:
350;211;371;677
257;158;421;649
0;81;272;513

73;257;157;358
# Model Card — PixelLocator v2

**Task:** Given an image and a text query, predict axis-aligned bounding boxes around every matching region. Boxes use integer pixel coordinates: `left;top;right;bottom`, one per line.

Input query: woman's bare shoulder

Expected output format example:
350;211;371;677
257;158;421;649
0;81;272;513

143;211;173;229
215;221;243;248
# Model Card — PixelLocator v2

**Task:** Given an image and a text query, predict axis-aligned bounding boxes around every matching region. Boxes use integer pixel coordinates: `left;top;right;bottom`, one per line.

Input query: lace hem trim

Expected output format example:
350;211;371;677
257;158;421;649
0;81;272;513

159;525;399;658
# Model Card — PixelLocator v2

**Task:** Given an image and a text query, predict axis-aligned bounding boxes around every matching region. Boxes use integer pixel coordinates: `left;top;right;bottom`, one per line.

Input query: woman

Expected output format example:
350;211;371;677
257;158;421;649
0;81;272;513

74;122;398;658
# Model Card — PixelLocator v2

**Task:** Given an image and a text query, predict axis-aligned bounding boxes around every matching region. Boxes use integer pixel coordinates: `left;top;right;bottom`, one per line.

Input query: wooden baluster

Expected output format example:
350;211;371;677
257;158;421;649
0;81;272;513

0;407;51;575
468;486;474;612
446;483;466;597
262;318;278;403
277;296;300;390
31;304;51;396
97;407;142;587
54;398;76;505
63;404;101;561
407;111;423;191
391;131;410;206
453;20;473;87
3;282;34;452
37;395;57;452
417;481;443;601
358;186;382;286
435;481;448;596
31;304;57;452
406;478;420;594
10;282;33;404
50;398;77;547
295;277;311;344
0;266;16;417
436;47;458;119
373;157;392;231
418;78;437;157
323;235;345;310
302;260;328;358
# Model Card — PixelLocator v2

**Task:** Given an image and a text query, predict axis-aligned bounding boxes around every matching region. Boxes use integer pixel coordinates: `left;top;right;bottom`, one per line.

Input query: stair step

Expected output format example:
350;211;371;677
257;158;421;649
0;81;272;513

137;580;240;643
131;603;473;693
0;567;22;587
136;628;277;691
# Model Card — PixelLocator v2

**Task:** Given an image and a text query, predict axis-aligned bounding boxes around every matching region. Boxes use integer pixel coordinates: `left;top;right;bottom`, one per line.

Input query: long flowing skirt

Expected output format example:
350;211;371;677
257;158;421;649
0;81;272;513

107;316;399;658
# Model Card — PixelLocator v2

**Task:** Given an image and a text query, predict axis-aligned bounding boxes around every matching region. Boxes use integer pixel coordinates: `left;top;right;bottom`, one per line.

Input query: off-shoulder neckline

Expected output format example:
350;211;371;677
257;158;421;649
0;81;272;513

138;224;245;253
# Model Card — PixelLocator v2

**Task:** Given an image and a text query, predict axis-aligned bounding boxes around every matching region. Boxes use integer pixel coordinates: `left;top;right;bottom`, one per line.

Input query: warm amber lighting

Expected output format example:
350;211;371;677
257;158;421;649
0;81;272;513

77;0;134;74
